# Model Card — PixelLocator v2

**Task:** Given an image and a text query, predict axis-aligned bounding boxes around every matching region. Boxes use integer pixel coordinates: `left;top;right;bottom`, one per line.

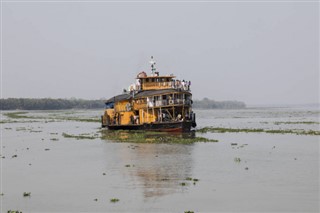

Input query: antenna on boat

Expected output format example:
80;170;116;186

149;56;156;74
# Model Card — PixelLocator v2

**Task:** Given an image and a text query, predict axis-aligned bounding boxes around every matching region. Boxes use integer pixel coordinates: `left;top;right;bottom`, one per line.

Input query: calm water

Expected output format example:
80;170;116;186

1;108;319;212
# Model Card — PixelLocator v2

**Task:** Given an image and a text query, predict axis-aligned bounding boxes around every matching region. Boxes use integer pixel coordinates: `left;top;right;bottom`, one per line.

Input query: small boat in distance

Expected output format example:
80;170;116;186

101;56;196;132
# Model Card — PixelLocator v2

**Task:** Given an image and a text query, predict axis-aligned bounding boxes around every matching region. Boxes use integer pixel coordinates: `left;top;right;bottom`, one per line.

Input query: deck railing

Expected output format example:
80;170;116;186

116;98;192;111
142;82;172;90
133;99;191;109
141;82;191;91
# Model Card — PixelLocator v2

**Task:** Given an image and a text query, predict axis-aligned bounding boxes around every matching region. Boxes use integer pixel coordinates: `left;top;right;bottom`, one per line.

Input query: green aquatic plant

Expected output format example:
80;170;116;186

30;130;42;133
58;117;100;123
197;127;320;136
234;157;241;163
62;133;98;140
4;112;46;122
44;120;56;123
265;129;320;135
23;192;31;197
1;120;40;124
16;127;27;131
3;111;100;123
197;127;264;134
4;112;30;119
185;177;199;182
110;198;120;203
274;121;320;125
100;130;218;144
0;120;18;124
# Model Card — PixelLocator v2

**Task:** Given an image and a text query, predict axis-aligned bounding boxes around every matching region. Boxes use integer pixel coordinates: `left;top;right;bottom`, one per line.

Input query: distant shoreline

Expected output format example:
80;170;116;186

193;98;246;110
1;98;317;111
246;103;320;109
0;98;104;110
0;98;247;110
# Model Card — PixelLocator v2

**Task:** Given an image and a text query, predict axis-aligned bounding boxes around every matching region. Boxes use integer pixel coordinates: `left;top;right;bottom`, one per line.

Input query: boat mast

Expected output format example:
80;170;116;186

149;56;156;74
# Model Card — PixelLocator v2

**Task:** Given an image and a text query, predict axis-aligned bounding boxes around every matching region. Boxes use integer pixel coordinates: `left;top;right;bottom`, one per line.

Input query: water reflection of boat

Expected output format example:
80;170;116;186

101;56;196;132
133;144;193;198
100;131;194;198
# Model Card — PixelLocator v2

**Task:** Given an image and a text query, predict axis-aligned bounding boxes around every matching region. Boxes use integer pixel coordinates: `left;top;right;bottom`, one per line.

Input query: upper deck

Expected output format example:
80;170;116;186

119;56;192;94
136;72;191;91
137;74;175;90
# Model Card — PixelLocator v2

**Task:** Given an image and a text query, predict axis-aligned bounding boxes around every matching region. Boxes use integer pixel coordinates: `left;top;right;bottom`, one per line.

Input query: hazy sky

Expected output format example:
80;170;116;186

1;1;319;105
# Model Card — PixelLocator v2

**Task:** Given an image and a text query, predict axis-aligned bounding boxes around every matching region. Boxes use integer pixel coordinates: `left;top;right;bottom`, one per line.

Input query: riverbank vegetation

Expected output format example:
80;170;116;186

193;98;246;109
0;98;246;110
0;98;105;110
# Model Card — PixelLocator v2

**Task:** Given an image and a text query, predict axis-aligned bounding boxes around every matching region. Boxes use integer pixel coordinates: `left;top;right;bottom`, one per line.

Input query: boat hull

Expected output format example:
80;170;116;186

105;121;193;132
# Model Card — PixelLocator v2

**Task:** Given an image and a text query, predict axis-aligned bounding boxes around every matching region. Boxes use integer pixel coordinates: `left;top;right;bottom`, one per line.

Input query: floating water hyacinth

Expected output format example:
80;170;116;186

110;198;120;203
234;157;241;163
197;127;320;136
101;130;218;144
23;192;31;197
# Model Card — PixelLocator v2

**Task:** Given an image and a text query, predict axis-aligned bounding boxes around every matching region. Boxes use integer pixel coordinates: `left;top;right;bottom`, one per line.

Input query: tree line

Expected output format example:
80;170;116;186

0;98;246;110
193;98;246;109
0;98;105;110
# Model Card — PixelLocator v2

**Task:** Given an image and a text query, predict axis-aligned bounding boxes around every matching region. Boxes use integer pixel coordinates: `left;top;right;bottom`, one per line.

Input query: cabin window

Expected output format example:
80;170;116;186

152;78;155;82
105;102;114;109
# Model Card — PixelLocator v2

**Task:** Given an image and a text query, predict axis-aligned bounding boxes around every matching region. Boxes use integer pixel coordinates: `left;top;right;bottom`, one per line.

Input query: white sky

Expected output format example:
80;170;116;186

1;1;319;105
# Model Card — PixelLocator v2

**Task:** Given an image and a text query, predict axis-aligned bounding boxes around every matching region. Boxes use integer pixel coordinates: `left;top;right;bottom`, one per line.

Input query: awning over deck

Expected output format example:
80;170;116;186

105;93;131;104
